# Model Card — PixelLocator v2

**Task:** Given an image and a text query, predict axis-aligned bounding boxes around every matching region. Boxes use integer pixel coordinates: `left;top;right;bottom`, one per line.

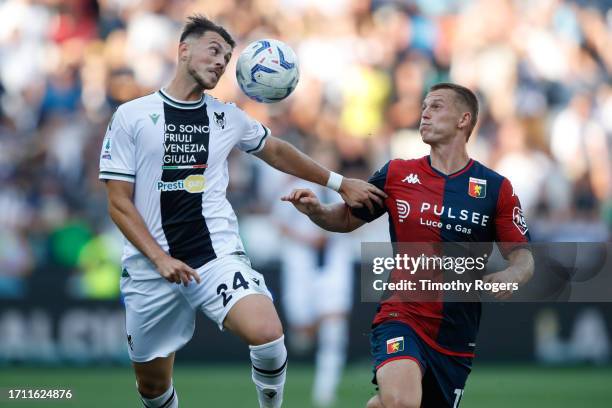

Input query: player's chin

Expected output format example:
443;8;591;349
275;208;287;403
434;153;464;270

200;78;218;90
208;75;220;86
420;133;434;144
193;72;218;90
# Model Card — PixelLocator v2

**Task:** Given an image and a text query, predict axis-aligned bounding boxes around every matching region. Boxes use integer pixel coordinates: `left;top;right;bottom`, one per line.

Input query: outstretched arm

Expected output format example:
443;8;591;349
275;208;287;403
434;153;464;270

281;188;367;233
255;136;386;212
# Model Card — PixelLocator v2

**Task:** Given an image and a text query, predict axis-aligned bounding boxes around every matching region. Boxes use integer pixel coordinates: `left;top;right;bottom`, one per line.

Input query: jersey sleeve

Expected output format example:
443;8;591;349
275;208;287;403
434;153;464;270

350;161;390;222
99;108;136;183
495;177;531;258
235;110;270;154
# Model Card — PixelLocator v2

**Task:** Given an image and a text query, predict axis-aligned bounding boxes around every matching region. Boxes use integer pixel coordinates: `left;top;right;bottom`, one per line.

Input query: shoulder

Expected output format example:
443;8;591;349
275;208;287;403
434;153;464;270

471;160;507;185
471;161;515;202
107;93;160;135
205;95;252;125
117;92;160;115
385;156;427;176
112;93;160;128
206;94;241;114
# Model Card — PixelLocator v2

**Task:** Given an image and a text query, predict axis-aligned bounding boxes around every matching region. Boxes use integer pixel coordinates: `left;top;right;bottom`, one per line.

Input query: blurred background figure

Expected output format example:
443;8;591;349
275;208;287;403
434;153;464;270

273;145;354;408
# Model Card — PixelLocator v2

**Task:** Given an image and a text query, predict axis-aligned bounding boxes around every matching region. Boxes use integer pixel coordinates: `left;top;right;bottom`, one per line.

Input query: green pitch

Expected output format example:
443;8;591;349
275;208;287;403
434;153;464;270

1;364;611;407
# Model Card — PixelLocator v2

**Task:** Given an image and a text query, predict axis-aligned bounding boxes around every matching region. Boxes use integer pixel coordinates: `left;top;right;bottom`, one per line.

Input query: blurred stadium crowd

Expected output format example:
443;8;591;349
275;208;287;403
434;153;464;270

0;0;610;299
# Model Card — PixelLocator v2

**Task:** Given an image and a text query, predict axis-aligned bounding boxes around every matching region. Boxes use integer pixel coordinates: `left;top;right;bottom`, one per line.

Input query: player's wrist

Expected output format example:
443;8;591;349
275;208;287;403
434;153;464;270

326;171;343;192
150;251;169;267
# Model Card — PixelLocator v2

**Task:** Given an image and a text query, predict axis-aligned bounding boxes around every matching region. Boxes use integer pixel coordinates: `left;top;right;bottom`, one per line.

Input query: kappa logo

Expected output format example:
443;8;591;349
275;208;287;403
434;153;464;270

214;112;226;129
149;113;160;125
396;200;410;222
402;173;421;184
512;206;528;235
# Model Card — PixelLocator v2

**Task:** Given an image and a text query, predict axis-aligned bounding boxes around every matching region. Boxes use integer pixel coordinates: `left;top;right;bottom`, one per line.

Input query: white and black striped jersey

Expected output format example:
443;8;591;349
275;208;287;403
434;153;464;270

99;89;269;280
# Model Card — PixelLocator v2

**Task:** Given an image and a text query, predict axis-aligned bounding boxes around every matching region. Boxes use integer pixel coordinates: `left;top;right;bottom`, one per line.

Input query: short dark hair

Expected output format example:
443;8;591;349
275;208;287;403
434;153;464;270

179;15;235;48
429;83;479;138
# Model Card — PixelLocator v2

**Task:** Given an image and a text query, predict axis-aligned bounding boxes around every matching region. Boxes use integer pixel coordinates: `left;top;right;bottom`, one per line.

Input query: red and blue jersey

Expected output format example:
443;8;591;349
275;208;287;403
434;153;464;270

352;156;530;357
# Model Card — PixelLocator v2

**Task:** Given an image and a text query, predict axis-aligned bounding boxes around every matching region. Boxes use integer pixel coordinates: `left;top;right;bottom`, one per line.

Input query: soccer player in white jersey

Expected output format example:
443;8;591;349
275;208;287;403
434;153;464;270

99;15;385;408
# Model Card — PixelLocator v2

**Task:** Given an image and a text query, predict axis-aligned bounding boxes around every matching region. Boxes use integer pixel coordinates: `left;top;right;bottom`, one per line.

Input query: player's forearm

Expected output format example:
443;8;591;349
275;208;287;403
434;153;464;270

261;139;330;186
507;248;534;285
107;197;167;265
307;203;354;233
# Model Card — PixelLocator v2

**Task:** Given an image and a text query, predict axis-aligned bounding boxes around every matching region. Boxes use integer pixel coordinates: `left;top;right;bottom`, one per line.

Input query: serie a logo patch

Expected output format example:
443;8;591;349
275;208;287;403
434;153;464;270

386;336;404;354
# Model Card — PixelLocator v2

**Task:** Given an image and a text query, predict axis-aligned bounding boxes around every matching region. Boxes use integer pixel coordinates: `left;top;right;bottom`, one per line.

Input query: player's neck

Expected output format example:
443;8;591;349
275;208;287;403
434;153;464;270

429;144;470;176
164;75;205;102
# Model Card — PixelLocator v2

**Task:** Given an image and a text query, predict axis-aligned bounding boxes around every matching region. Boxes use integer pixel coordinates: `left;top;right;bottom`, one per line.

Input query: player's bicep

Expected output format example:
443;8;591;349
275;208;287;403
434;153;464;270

349;161;390;222
350;204;386;223
252;135;280;164
105;179;134;207
346;207;368;231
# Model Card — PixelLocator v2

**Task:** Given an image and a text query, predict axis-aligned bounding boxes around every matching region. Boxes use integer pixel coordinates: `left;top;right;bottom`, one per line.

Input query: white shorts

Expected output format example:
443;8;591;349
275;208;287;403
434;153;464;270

120;254;272;362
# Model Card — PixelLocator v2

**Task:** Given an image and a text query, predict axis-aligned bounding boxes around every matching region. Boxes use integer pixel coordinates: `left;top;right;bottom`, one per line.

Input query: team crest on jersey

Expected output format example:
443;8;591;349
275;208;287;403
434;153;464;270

214;112;226;129
468;177;487;198
386;336;404;354
512;206;528;235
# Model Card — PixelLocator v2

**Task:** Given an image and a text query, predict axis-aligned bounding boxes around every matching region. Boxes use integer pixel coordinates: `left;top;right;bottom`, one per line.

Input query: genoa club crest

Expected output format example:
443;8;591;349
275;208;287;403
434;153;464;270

386;336;404;354
468;177;487;198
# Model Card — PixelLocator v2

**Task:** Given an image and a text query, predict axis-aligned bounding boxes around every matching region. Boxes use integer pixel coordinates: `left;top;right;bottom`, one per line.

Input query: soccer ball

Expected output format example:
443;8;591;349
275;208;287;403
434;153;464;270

236;39;299;103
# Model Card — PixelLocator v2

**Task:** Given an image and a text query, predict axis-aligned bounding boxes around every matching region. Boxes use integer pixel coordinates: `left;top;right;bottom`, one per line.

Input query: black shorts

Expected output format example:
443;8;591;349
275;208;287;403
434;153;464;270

370;321;473;408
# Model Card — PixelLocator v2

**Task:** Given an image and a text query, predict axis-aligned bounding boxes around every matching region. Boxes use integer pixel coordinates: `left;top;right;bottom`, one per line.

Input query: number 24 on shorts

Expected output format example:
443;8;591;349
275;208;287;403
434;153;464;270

216;271;252;307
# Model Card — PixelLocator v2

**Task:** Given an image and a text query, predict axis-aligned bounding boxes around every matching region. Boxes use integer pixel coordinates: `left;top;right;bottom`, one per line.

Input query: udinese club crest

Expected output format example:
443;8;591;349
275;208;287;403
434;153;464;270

214;112;226;129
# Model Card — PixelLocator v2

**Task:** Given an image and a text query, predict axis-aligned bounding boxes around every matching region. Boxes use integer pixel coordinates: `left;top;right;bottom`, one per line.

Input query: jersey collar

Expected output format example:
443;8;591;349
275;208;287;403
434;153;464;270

423;155;474;179
158;89;206;110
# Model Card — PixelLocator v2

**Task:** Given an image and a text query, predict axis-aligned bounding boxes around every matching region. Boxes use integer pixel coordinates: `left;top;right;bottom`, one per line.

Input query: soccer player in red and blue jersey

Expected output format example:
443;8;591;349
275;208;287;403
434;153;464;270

282;83;534;408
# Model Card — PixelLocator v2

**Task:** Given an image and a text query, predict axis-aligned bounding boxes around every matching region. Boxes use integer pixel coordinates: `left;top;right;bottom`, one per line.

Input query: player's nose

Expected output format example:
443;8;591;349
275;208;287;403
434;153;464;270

215;56;226;68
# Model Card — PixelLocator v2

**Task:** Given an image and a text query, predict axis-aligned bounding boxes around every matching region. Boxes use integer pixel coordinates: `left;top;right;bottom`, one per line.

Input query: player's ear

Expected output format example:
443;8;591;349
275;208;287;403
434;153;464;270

178;41;190;62
457;111;471;130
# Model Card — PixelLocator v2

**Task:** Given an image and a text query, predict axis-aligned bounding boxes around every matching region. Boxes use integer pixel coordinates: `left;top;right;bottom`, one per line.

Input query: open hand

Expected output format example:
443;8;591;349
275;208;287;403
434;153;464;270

482;268;521;300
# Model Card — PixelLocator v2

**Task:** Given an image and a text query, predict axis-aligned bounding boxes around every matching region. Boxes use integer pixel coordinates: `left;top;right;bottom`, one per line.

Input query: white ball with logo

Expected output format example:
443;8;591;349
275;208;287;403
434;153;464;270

236;39;299;103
